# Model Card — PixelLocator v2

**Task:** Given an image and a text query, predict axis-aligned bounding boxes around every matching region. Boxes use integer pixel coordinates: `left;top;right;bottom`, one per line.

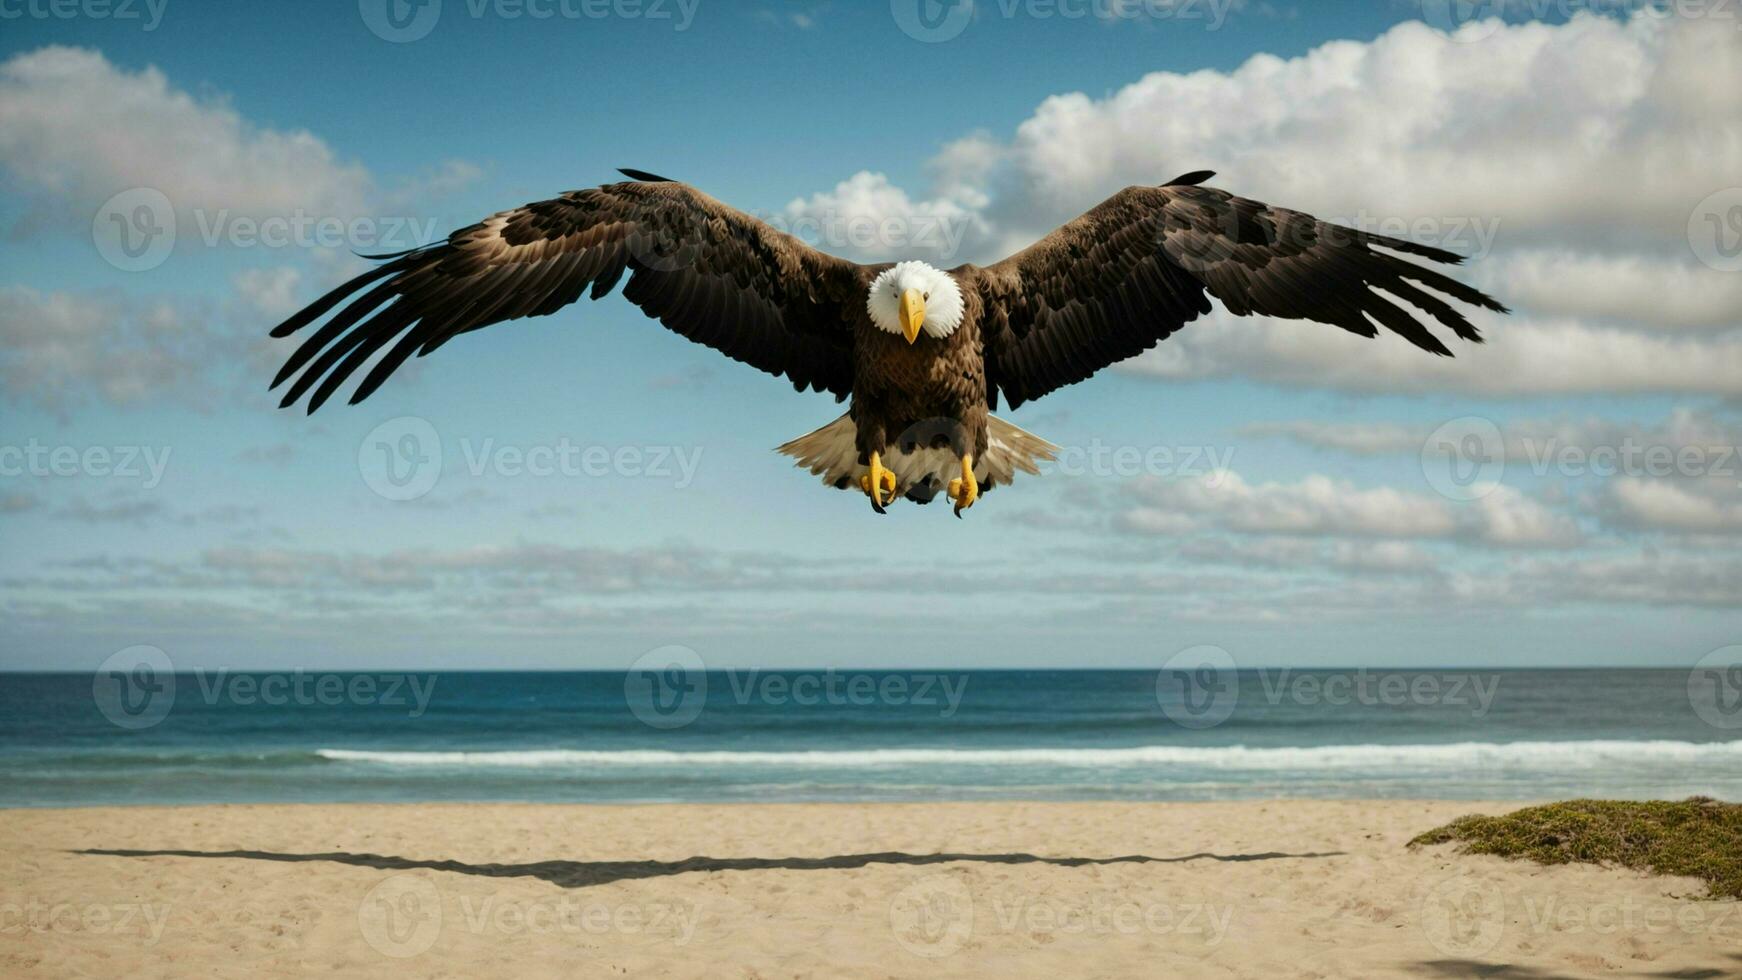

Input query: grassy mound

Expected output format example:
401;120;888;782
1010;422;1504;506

1410;798;1742;900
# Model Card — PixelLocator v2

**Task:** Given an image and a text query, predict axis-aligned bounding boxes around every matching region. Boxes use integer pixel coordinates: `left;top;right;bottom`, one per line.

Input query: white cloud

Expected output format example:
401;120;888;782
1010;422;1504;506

231;267;304;320
1507;549;1742;608
1120;470;1582;547
790;13;1742;395
0;286;214;414
1240;408;1742;538
1475;250;1742;331
1128;471;1454;537
802;13;1740;258
779;171;985;263
1179;536;1441;575
0;47;371;223
0;49;482;416
1121;309;1742;396
1605;477;1742;534
1328;539;1439;574
972;13;1738;250
1242;408;1742;461
1474;484;1585;547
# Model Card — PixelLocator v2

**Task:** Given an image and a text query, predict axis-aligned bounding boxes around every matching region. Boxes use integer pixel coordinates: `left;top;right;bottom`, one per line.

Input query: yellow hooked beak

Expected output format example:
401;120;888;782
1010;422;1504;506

899;288;925;344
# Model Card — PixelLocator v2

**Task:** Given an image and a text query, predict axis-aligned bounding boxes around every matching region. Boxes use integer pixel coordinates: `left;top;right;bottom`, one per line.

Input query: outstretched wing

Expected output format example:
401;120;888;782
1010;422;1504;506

974;174;1508;408
269;176;874;412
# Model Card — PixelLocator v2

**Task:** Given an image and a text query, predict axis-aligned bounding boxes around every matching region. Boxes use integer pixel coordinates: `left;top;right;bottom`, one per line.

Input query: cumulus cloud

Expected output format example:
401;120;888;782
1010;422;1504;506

1242;408;1742;539
1120;309;1742;396
12;527;1734;657
1242;408;1742;462
1604;477;1742;534
1179;536;1441;575
0;50;489;419
0;286;215;414
1475;250;1742;331
230;267;304;320
0;46;481;245
953;12;1740;256
0;47;370;224
779;171;986;263
1118;470;1582;547
789;12;1742;395
1506;549;1742;608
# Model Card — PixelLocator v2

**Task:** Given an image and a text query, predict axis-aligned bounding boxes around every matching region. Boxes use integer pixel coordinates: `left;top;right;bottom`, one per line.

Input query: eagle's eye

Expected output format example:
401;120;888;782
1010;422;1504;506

923;292;930;300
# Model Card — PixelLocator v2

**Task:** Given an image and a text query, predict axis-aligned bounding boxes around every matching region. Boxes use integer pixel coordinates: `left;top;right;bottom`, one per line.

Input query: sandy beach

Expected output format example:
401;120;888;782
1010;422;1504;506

3;800;1737;977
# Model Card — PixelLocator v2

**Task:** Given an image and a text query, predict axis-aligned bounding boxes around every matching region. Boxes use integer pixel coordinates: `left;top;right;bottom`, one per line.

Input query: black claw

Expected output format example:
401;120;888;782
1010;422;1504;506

953;504;964;519
872;499;887;516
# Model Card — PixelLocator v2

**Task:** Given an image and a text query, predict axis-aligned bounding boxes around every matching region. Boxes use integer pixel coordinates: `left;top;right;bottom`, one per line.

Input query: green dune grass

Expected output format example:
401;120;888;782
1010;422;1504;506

1411;798;1742;900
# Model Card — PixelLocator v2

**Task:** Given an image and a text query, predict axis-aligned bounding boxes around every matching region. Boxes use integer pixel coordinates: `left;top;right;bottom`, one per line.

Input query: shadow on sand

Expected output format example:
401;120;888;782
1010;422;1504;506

1408;954;1742;980
75;846;1343;889
73;849;1741;977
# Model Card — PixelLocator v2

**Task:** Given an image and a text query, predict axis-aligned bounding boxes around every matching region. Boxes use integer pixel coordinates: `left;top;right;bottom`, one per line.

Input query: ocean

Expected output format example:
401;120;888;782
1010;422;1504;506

2;668;1738;806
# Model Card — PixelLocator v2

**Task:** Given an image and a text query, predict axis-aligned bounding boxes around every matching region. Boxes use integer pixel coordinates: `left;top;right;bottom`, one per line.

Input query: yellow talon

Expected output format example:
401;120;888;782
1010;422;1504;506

859;451;897;512
947;453;978;518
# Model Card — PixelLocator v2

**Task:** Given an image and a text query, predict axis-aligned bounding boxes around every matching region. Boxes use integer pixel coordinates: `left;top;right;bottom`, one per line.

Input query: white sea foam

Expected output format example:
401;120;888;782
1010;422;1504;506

315;740;1742;770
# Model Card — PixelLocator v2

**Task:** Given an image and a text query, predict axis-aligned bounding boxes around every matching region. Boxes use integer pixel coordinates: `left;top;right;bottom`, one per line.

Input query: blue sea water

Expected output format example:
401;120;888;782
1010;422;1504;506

1;669;1738;806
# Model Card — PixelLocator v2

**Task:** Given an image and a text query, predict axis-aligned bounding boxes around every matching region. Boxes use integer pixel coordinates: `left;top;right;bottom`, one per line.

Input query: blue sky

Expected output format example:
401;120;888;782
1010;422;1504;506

2;0;1740;670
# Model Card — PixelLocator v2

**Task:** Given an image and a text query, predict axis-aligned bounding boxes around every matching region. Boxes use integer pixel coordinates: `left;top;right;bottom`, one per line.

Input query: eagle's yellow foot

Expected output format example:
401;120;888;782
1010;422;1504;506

859;451;897;514
947;453;978;518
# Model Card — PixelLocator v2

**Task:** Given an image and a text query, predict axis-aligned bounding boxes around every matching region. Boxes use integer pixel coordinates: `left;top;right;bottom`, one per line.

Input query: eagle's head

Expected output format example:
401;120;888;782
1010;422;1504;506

867;261;965;344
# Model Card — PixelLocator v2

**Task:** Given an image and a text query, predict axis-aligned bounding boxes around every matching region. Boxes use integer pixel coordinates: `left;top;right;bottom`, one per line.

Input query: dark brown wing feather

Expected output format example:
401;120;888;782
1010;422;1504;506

269;180;873;412
975;182;1508;408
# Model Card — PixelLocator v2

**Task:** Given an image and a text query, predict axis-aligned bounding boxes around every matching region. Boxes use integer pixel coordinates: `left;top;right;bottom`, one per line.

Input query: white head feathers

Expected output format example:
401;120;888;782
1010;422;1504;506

867;261;965;340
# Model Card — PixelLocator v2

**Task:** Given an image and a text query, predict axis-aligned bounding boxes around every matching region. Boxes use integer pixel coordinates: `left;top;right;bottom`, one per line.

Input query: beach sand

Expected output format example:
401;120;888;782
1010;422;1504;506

2;800;1737;978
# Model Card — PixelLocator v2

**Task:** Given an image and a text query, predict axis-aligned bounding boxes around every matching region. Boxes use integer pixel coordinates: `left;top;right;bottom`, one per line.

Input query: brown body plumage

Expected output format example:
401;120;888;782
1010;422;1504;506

267;168;1506;516
851;298;988;461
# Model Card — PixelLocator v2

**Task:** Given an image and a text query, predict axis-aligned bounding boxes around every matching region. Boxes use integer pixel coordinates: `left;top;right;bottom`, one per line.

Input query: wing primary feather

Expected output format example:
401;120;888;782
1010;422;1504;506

1361;288;1455;357
354;242;442;261
268;181;865;410
278;311;388;410
1378;275;1484;344
348;320;438;406
589;245;629;299
1165;171;1217;186
269;280;401;389
268;263;400;338
1385;255;1510;314
307;309;421;412
1349;228;1464;264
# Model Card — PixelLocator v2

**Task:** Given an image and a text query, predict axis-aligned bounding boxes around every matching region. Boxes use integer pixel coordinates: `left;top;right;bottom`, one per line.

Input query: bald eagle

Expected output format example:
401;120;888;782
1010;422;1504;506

269;169;1505;516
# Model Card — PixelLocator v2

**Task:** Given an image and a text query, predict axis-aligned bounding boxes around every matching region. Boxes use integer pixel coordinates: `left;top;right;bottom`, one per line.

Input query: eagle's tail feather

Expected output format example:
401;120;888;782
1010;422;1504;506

776;414;1058;494
982;415;1060;485
775;414;861;490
